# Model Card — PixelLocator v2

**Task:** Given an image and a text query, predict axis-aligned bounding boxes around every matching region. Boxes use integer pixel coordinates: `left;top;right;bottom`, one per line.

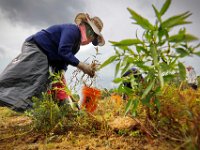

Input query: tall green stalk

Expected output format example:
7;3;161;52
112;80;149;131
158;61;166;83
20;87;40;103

100;0;200;116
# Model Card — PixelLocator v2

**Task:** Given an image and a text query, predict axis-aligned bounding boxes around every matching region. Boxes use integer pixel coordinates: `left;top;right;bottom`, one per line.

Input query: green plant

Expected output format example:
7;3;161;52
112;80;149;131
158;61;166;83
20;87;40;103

26;71;79;133
100;0;200;116
26;93;73;133
49;70;72;97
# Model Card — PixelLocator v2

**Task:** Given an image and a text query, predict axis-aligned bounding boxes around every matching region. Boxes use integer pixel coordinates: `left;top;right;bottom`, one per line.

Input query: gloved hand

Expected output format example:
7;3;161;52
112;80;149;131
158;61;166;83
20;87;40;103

77;62;95;77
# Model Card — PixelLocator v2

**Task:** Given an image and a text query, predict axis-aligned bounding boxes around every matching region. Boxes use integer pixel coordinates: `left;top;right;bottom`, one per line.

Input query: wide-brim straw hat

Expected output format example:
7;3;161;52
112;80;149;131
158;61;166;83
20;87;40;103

75;13;105;46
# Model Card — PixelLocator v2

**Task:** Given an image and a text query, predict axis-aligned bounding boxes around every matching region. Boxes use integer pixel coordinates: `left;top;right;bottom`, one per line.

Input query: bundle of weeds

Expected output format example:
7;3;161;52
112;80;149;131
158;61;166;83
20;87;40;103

156;84;200;148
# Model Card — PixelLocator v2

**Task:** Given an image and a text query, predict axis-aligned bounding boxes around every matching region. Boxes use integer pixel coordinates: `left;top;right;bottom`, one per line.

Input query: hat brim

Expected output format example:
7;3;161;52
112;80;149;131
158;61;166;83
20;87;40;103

75;13;105;46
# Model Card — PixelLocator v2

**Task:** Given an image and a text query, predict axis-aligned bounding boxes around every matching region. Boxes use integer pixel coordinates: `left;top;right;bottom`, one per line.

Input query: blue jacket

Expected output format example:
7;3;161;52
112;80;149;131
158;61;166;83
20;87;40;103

28;24;81;71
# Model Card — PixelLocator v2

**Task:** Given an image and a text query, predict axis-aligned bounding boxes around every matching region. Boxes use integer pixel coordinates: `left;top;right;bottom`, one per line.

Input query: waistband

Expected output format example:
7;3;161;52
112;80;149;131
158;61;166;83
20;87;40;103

25;35;48;57
25;35;35;43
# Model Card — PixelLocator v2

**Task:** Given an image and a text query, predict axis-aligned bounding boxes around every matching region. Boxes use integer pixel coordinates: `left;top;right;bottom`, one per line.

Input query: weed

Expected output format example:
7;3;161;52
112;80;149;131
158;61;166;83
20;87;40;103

26;93;73;133
99;0;200;117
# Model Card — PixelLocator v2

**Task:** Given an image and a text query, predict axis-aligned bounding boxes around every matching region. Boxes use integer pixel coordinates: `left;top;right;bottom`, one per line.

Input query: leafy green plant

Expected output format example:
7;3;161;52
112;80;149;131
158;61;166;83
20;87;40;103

26;93;72;133
26;71;78;133
49;70;72;98
100;0;200;116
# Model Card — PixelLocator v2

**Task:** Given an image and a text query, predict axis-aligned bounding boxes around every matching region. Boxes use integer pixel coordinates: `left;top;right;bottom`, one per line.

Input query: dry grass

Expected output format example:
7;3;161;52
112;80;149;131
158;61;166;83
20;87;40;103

1;86;199;149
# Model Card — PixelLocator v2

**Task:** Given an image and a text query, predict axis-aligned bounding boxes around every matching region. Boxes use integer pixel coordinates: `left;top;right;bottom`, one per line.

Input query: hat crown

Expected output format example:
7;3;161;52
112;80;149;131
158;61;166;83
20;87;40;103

91;17;103;32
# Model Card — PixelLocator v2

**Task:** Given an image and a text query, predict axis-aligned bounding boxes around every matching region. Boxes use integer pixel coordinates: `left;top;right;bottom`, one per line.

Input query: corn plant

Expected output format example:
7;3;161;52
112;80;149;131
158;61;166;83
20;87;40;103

100;0;200;116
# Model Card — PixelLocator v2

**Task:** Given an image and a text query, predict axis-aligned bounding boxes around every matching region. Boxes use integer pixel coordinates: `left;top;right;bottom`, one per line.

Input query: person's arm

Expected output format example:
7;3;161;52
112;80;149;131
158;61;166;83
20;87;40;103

58;27;80;66
58;26;94;77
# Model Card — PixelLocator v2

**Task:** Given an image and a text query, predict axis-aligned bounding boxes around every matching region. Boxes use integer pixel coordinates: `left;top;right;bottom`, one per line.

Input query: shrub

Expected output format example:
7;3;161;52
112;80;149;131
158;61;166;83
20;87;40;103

100;0;200;117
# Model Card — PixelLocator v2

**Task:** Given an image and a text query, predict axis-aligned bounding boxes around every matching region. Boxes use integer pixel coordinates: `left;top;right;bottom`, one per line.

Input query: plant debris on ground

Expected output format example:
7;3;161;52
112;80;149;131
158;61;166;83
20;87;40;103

0;85;200;150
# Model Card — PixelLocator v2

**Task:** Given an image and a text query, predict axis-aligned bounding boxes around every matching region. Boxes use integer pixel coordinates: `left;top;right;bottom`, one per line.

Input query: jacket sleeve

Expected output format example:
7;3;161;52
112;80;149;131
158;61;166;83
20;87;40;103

58;26;80;66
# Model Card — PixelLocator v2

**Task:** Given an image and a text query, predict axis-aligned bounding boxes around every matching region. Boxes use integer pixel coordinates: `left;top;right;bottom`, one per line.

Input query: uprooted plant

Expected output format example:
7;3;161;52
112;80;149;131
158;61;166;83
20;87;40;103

69;58;101;91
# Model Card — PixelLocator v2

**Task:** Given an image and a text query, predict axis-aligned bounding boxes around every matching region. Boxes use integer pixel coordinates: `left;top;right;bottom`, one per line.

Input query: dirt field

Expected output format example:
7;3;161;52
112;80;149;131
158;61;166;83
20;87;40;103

0;105;180;150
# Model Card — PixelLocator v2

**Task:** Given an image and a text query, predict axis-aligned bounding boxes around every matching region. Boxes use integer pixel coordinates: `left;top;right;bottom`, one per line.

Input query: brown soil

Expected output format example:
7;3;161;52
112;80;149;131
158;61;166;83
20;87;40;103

0;106;178;150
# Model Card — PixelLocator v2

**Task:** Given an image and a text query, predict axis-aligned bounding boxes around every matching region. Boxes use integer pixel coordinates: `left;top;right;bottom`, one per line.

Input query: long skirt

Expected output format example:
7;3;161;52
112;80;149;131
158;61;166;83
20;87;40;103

0;41;49;111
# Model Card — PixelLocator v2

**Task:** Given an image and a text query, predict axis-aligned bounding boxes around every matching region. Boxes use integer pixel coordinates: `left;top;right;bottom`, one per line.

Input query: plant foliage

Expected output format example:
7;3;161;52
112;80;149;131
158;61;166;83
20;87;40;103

100;0;200;116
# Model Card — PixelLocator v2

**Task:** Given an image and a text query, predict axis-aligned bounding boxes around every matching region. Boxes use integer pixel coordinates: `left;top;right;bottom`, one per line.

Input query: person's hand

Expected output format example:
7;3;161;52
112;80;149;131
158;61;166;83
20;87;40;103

77;62;95;77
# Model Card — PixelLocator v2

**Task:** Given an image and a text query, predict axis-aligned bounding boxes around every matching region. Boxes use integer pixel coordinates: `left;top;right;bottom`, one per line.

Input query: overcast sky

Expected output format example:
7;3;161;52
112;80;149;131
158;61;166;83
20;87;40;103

0;0;199;90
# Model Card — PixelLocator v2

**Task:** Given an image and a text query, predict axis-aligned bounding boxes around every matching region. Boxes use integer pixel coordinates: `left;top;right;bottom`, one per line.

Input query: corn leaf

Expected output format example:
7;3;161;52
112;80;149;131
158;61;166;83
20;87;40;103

160;0;171;16
127;7;154;30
